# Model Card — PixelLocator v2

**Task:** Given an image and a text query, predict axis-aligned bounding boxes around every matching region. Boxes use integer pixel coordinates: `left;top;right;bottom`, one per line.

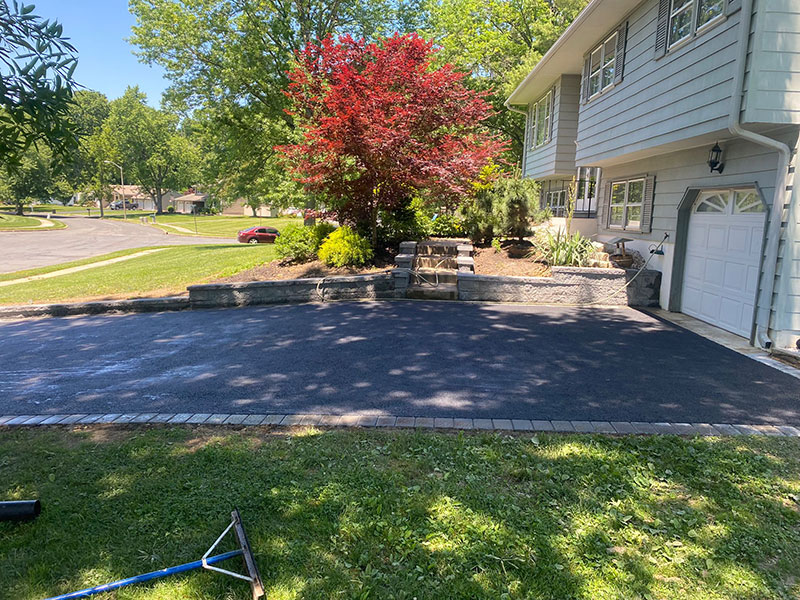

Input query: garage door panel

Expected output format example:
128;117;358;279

682;285;702;313
727;226;750;253
718;297;742;330
723;262;746;292
700;291;721;321
746;265;760;295
685;255;705;281
687;223;708;248
703;258;724;286
707;225;727;250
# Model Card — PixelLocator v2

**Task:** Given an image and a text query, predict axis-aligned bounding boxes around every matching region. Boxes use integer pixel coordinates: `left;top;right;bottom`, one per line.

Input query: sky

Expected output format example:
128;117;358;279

33;0;169;106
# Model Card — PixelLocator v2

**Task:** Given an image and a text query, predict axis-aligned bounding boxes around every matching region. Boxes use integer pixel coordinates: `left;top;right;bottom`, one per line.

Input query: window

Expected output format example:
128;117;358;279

544;190;568;216
692;189;764;214
576;167;600;214
529;89;553;149
734;191;764;214
588;32;618;99
668;0;725;47
609;178;645;230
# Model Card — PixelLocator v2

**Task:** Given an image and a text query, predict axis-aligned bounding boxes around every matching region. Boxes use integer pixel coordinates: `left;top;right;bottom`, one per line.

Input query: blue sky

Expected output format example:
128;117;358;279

33;0;169;106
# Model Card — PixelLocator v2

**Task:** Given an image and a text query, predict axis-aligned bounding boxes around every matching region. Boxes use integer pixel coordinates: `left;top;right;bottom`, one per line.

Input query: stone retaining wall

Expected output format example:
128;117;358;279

188;272;401;308
457;267;661;307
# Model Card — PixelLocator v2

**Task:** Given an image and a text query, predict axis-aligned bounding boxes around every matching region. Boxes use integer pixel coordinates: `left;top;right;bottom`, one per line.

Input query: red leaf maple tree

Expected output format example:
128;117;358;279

277;33;507;247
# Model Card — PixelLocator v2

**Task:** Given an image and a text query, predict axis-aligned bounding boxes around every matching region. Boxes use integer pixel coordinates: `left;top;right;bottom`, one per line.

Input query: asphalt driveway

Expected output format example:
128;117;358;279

0;302;798;424
0;215;232;273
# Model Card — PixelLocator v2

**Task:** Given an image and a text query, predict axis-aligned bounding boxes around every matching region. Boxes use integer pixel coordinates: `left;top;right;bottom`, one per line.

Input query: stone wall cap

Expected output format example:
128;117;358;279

188;272;393;291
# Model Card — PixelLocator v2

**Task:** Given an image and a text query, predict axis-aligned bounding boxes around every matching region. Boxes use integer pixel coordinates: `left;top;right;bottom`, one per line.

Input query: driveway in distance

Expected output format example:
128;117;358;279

1;302;798;424
0;215;231;273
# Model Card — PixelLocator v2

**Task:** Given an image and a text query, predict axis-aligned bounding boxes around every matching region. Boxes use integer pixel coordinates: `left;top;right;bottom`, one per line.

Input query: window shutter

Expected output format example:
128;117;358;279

527;104;534;148
548;88;555;140
641;175;656;233
598;181;610;229
655;0;670;57
614;22;628;85
581;55;591;102
726;0;742;15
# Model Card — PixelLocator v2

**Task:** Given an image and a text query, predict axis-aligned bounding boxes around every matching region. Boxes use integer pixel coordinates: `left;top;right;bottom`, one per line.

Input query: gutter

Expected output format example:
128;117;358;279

728;0;792;349
505;102;529;172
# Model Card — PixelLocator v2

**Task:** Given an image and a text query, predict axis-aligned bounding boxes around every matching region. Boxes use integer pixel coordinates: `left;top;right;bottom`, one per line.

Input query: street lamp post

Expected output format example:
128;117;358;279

104;160;127;221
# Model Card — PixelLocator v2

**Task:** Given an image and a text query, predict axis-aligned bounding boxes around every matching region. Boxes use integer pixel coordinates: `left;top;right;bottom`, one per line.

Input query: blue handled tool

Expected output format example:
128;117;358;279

44;509;264;600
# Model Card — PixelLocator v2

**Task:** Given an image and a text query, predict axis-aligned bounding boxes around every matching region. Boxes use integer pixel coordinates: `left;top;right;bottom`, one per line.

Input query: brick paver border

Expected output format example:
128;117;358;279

1;413;799;437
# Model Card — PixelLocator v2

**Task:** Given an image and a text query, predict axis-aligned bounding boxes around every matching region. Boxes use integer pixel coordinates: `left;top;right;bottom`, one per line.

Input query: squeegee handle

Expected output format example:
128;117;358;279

42;549;243;600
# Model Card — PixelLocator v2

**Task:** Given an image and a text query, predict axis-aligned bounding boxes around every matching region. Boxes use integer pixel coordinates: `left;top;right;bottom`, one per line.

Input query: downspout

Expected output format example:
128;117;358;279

505;101;529;173
728;0;792;349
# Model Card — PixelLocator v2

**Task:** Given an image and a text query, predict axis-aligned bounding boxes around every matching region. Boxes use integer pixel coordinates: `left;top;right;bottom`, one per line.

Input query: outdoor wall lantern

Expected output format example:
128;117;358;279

708;143;725;174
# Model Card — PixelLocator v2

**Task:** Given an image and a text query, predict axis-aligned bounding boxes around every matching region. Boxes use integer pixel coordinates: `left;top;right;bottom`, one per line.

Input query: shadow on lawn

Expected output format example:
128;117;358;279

1;428;799;600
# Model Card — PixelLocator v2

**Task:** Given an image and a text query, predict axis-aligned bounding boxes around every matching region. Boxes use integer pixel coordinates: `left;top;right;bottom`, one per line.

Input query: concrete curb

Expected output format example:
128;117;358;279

0;296;190;318
1;412;798;437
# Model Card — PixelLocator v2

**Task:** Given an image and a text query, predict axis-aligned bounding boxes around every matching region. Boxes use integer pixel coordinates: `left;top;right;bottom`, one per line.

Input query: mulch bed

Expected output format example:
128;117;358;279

212;258;395;284
473;241;551;277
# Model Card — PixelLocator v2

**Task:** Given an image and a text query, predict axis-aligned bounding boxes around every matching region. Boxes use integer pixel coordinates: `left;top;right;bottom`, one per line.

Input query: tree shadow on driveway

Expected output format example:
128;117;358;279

0;301;798;424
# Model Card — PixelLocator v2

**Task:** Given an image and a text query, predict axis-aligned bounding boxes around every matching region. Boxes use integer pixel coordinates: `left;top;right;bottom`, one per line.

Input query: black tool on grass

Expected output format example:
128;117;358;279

0;499;41;521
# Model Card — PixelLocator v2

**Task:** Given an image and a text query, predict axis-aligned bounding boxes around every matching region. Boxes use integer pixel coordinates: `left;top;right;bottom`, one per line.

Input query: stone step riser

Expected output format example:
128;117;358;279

413;256;458;269
406;285;458;301
412;271;458;285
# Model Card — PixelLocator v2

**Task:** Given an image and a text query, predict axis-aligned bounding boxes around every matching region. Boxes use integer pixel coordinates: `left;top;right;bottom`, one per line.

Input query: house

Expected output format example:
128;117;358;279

221;197;280;217
104;186;180;212
106;185;149;209
507;0;800;350
173;191;207;214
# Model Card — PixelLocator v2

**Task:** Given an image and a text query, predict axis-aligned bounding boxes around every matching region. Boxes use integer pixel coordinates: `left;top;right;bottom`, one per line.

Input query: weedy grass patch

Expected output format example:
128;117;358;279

1;428;799;599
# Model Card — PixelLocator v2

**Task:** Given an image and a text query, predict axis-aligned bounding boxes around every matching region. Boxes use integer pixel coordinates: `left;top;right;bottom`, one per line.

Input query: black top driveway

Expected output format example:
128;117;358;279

0;301;798;424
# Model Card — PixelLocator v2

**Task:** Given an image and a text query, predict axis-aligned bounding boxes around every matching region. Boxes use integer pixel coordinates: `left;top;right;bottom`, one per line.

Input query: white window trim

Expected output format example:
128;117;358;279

529;88;553;150
544;189;568;216
587;32;618;100
609;178;645;231
667;0;726;51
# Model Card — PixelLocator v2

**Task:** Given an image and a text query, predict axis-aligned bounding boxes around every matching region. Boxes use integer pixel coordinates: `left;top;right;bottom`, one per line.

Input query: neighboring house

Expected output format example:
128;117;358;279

104;186;180;212
221;198;280;217
106;185;149;209
507;0;800;350
173;191;207;214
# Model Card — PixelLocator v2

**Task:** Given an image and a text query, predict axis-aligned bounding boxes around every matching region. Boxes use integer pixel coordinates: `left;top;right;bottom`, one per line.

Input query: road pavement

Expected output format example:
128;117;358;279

0;215;233;273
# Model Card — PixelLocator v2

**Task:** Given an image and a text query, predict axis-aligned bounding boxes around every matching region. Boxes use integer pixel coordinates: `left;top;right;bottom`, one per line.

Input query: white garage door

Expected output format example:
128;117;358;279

681;189;765;337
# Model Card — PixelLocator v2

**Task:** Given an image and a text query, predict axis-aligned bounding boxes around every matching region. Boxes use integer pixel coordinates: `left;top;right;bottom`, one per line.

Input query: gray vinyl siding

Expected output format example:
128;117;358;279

742;0;800;124
575;0;741;165
597;136;784;241
523;75;580;179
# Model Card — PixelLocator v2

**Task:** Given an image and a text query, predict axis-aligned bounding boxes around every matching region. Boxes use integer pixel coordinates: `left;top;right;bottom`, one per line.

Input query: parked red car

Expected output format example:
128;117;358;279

237;226;280;244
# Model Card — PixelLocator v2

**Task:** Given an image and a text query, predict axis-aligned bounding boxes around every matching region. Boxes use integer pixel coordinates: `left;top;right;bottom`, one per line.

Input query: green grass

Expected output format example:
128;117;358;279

0;244;276;304
1;428;799;600
0;248;151;283
101;213;302;239
0;213;65;230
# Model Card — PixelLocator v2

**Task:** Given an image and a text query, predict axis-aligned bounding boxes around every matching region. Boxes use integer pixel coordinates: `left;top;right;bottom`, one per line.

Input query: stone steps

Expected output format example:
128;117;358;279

411;269;458;286
406;283;458;300
413;255;458;270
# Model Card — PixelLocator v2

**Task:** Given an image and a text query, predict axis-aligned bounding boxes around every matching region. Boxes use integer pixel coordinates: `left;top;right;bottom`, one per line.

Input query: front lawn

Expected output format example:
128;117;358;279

0;244;276;305
101;212;302;239
2;428;799;600
0;214;65;230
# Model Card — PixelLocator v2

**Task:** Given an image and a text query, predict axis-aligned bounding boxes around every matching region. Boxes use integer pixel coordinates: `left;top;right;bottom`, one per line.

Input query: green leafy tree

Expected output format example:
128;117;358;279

0;146;53;212
425;0;588;162
128;0;421;211
0;1;79;167
98;87;198;213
